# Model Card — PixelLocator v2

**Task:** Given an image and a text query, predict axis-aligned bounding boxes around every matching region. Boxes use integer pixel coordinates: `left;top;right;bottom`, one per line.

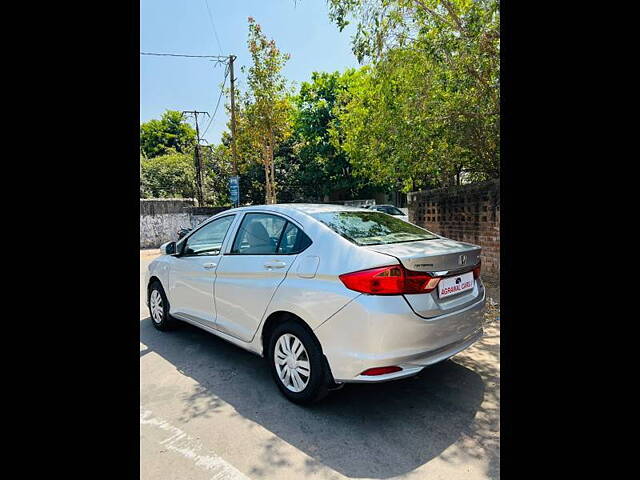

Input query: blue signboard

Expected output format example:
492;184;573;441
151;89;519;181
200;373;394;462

229;176;240;207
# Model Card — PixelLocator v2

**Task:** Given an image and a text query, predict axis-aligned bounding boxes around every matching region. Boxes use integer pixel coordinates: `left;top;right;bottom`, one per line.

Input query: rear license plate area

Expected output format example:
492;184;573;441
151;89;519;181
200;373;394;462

438;271;474;298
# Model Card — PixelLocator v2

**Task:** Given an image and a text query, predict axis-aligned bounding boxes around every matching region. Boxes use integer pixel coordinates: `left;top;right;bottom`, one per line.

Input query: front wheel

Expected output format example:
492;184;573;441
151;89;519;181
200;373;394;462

148;281;177;331
268;321;329;404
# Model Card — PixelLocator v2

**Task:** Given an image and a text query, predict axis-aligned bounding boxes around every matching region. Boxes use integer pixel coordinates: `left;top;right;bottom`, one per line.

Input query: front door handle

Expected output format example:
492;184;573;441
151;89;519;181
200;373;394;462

203;262;217;270
264;260;287;269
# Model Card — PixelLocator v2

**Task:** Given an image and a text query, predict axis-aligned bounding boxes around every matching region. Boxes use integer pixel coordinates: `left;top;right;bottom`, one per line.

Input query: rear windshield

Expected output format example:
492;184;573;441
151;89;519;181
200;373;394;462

312;211;438;246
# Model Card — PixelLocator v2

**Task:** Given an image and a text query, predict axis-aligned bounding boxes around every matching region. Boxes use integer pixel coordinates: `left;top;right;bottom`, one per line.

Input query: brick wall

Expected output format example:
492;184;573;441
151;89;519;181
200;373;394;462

407;180;500;278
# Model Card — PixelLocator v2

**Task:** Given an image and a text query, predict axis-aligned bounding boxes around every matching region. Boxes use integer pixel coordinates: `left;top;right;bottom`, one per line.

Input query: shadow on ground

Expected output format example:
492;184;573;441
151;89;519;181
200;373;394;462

140;317;494;479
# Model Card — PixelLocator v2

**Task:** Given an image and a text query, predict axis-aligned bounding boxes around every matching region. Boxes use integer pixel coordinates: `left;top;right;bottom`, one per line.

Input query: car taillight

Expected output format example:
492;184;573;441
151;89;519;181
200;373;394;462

473;260;481;279
339;264;440;295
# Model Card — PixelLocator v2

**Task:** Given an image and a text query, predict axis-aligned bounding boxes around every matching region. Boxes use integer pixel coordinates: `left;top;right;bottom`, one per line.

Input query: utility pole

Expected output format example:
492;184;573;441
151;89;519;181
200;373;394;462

141;52;239;206
229;55;238;177
228;54;241;208
182;110;209;207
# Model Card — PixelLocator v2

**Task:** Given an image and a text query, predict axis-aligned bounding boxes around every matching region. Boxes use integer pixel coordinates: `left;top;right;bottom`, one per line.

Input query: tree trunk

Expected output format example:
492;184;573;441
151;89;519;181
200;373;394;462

264;162;271;203
269;128;277;204
262;143;272;204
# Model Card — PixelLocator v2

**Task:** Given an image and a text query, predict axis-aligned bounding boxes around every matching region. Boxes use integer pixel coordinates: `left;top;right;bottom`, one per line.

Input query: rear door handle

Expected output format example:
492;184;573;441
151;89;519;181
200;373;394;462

264;260;287;269
203;262;217;270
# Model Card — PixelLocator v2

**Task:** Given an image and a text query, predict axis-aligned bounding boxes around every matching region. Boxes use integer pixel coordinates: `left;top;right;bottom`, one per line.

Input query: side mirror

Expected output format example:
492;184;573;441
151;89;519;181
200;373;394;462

160;241;176;255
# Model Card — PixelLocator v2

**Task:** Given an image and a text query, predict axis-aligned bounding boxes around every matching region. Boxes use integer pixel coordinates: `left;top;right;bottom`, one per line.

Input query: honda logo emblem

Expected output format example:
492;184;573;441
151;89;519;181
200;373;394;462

459;254;468;265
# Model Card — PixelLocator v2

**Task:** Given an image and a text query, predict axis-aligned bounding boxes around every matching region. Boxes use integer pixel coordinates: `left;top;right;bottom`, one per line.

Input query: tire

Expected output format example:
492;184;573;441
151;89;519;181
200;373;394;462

148;281;178;331
267;320;330;404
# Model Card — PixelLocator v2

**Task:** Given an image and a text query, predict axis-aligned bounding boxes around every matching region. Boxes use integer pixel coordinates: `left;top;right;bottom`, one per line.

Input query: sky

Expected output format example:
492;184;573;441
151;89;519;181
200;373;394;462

140;0;361;145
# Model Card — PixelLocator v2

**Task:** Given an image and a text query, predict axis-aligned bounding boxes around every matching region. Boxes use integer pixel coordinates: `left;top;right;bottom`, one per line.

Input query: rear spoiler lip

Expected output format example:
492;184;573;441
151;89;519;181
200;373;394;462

426;261;481;278
381;251;481;278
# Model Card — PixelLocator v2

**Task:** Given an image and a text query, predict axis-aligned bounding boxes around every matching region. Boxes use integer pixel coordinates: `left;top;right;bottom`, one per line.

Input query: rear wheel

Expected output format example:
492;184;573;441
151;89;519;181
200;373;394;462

267;321;329;404
148;281;177;331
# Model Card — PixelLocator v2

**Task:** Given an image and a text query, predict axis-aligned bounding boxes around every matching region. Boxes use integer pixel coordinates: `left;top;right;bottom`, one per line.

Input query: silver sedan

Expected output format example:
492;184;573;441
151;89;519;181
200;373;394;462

145;204;485;404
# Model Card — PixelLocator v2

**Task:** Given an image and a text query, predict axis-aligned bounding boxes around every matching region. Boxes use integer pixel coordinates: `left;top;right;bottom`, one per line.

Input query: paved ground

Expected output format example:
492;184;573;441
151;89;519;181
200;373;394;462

140;250;500;480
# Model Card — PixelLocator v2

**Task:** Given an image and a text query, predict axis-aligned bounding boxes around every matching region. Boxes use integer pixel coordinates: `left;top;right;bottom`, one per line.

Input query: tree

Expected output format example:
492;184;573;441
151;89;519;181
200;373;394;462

140;150;196;198
140;153;149;198
140;110;197;158
293;70;367;200
238;17;294;204
201;143;233;206
140;146;233;205
326;0;500;188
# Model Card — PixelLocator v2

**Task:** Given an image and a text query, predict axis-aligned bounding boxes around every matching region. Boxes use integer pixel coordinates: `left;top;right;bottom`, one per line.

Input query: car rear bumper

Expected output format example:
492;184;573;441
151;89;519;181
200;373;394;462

314;290;485;382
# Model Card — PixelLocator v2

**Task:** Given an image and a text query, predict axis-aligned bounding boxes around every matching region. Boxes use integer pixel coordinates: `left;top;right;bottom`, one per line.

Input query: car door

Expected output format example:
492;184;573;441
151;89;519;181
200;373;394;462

168;214;236;327
214;212;311;342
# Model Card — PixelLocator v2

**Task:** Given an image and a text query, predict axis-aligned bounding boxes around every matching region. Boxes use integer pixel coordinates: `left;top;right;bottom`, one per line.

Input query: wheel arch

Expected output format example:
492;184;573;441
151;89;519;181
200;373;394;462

261;310;337;388
261;311;323;357
148;275;163;294
147;276;167;306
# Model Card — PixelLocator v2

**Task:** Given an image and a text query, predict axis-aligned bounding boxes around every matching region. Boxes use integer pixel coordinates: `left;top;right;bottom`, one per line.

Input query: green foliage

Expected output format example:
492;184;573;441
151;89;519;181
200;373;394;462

326;0;500;189
201;144;233;206
140;110;197;158
140;150;196;198
236;68;381;202
140;110;233;205
140;147;232;205
293;70;362;199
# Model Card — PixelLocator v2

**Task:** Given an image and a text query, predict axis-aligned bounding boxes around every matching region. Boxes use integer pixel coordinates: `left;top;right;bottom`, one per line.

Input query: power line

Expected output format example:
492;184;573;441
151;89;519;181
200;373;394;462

141;50;234;141
203;0;224;56
140;50;240;182
140;52;227;62
202;66;230;138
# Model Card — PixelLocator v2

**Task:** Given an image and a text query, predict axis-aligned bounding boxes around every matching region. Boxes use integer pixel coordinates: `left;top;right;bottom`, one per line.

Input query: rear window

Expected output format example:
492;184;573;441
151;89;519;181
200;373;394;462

312;211;438;246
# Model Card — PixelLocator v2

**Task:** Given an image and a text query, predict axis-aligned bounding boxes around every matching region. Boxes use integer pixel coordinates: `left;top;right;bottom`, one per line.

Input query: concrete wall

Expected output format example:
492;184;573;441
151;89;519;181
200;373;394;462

140;212;192;248
139;199;230;248
407;180;500;278
140;198;196;216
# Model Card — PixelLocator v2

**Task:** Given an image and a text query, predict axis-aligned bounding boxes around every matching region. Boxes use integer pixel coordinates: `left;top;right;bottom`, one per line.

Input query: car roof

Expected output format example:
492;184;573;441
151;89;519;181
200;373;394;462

202;203;403;237
209;203;371;228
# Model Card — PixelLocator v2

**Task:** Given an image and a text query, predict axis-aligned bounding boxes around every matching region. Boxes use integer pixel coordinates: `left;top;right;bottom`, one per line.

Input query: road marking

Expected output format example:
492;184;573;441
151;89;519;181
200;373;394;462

141;406;250;480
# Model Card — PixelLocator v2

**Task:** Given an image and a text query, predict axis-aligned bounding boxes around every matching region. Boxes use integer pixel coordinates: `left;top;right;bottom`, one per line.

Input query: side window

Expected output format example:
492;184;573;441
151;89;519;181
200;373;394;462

277;222;313;254
231;213;287;255
183;215;235;256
